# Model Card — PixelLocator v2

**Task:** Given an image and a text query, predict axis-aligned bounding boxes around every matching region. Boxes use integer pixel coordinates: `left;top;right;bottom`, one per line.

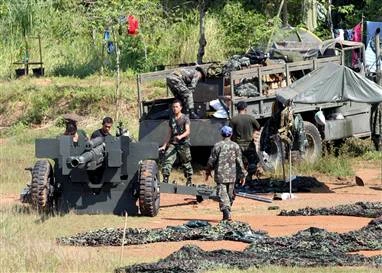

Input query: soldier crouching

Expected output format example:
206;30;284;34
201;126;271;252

205;126;247;221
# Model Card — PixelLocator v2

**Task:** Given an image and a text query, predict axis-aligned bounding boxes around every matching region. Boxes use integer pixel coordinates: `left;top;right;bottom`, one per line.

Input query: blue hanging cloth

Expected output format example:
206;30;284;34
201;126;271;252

107;41;115;54
104;30;111;41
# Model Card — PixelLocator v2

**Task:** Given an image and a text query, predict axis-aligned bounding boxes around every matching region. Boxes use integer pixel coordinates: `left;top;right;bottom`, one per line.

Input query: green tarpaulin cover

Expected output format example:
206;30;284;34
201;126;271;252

277;62;382;104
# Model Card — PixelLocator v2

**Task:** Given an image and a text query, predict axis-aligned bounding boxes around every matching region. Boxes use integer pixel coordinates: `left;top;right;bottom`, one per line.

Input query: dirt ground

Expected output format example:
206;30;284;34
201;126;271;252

2;164;381;261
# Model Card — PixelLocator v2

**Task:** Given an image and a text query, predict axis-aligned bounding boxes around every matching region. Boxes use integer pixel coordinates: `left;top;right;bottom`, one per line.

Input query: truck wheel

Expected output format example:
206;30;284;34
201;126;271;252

258;125;284;172
139;160;160;217
31;160;54;214
302;121;322;163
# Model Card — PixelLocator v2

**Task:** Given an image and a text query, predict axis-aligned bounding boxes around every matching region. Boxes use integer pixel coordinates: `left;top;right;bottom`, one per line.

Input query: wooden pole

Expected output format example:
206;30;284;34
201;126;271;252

120;212;128;264
116;42;121;121
282;0;288;27
197;0;207;64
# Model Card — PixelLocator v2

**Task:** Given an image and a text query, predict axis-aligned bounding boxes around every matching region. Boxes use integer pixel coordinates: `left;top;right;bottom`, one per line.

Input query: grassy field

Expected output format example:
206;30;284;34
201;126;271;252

1;77;381;273
1;200;381;273
1;125;381;272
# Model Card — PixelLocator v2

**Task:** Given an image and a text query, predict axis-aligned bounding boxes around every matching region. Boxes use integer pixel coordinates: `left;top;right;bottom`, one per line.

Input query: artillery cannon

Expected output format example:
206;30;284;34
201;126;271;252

21;135;217;216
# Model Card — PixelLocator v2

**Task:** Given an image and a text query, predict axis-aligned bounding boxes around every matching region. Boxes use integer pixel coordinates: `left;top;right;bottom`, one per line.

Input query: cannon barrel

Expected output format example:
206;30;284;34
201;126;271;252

85;137;104;150
68;143;105;168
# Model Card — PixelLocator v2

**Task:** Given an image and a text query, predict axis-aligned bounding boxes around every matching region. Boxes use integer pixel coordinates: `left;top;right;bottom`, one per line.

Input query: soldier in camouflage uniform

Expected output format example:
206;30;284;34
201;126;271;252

159;100;193;185
370;102;382;151
166;66;206;119
206;126;247;221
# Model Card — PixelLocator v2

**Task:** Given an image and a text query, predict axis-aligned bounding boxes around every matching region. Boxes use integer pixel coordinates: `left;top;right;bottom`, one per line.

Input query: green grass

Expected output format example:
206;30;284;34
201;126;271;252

296;155;355;178
0;204;159;273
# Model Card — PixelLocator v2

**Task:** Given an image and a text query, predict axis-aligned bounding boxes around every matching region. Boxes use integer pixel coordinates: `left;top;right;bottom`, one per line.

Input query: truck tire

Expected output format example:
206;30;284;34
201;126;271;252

31;160;54;213
258;124;284;172
302;121;322;163
139;160;160;217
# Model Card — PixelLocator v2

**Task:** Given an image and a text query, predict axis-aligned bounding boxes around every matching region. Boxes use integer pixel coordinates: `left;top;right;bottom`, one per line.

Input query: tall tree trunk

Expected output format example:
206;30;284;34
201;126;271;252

304;0;318;31
197;0;207;64
328;0;334;38
282;0;288;27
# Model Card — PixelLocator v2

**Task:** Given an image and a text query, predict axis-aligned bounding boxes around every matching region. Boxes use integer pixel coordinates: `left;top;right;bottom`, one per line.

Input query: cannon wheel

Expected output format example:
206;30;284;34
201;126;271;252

31;160;54;213
139;160;160;217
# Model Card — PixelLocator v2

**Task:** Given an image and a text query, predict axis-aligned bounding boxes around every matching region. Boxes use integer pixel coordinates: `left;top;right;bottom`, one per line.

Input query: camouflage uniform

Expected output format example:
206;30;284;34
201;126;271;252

207;139;247;212
162;114;193;179
370;103;382;151
166;68;201;112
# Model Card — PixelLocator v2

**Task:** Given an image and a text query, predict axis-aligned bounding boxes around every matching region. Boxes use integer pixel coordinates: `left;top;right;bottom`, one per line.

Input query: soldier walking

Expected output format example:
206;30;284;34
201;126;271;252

159;100;193;185
166;66;206;119
206;126;247;221
230;101;261;182
370;102;382;151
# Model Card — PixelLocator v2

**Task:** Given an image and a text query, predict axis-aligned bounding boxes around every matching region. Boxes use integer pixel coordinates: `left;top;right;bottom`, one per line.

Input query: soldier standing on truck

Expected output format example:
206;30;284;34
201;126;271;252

159;100;193;186
370;102;382;151
230;101;261;182
166;66;206;119
91;116;113;139
205;126;247;221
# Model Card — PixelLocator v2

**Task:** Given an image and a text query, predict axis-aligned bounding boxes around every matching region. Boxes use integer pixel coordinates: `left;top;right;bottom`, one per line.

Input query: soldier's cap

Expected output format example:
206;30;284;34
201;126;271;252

236;101;248;111
195;65;207;80
220;125;233;137
62;113;81;123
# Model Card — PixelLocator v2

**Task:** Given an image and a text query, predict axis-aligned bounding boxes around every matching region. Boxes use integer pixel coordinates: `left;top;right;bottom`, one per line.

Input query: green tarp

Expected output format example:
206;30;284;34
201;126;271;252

276;62;382;104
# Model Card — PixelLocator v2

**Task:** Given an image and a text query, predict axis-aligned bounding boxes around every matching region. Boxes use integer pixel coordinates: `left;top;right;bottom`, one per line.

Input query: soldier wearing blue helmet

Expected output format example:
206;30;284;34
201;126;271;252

205;125;247;221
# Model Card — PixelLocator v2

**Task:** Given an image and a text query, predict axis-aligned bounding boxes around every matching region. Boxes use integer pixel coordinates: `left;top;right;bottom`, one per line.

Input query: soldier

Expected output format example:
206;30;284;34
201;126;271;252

205;126;247;221
91;116;113;139
230;101;261;182
166;66;206;119
62;113;88;144
370;102;382;151
159;100;193;185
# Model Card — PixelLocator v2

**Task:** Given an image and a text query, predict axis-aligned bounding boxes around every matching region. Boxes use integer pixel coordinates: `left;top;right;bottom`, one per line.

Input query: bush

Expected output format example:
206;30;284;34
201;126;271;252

340;137;375;157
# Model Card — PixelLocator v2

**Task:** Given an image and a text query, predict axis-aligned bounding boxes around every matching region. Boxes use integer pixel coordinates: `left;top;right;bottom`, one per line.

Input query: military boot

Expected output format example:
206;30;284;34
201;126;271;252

186;175;192;186
222;209;232;221
189;109;200;119
162;175;169;184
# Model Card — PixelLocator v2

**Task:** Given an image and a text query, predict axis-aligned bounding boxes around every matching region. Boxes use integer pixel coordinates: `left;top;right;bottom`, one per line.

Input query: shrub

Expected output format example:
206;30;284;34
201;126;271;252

340;137;375;157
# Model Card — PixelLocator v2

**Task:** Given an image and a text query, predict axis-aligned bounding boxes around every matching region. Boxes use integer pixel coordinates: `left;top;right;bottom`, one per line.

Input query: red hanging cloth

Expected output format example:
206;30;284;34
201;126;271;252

127;15;139;35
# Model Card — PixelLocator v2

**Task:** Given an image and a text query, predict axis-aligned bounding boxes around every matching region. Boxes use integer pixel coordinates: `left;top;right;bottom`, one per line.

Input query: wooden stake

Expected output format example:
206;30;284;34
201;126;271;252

120;211;128;265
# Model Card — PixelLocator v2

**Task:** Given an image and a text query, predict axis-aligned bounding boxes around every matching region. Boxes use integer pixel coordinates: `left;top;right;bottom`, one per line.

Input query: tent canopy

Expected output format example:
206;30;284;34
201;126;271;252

276;62;382;104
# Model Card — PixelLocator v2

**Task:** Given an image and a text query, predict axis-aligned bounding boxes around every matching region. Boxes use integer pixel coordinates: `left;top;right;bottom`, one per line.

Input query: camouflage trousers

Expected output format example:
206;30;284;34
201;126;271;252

167;75;194;110
371;134;381;151
239;141;259;181
162;143;193;177
216;183;235;212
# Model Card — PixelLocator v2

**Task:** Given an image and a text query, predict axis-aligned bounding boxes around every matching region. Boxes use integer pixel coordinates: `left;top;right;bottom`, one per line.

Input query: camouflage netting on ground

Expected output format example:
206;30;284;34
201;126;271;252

245;176;326;193
116;218;382;273
278;202;382;218
57;221;268;246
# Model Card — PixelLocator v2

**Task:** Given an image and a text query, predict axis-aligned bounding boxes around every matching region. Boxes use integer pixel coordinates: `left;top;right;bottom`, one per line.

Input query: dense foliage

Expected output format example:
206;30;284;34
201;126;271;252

0;0;381;78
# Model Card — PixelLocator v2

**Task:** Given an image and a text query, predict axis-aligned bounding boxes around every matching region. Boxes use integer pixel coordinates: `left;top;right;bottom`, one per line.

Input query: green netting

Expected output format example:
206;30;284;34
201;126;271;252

57;221;268;246
116;218;382;273
279;202;382;218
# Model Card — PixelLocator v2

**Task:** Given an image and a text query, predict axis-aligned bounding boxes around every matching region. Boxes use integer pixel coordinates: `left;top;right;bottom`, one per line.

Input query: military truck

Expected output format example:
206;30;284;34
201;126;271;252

137;41;371;169
21;135;216;215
